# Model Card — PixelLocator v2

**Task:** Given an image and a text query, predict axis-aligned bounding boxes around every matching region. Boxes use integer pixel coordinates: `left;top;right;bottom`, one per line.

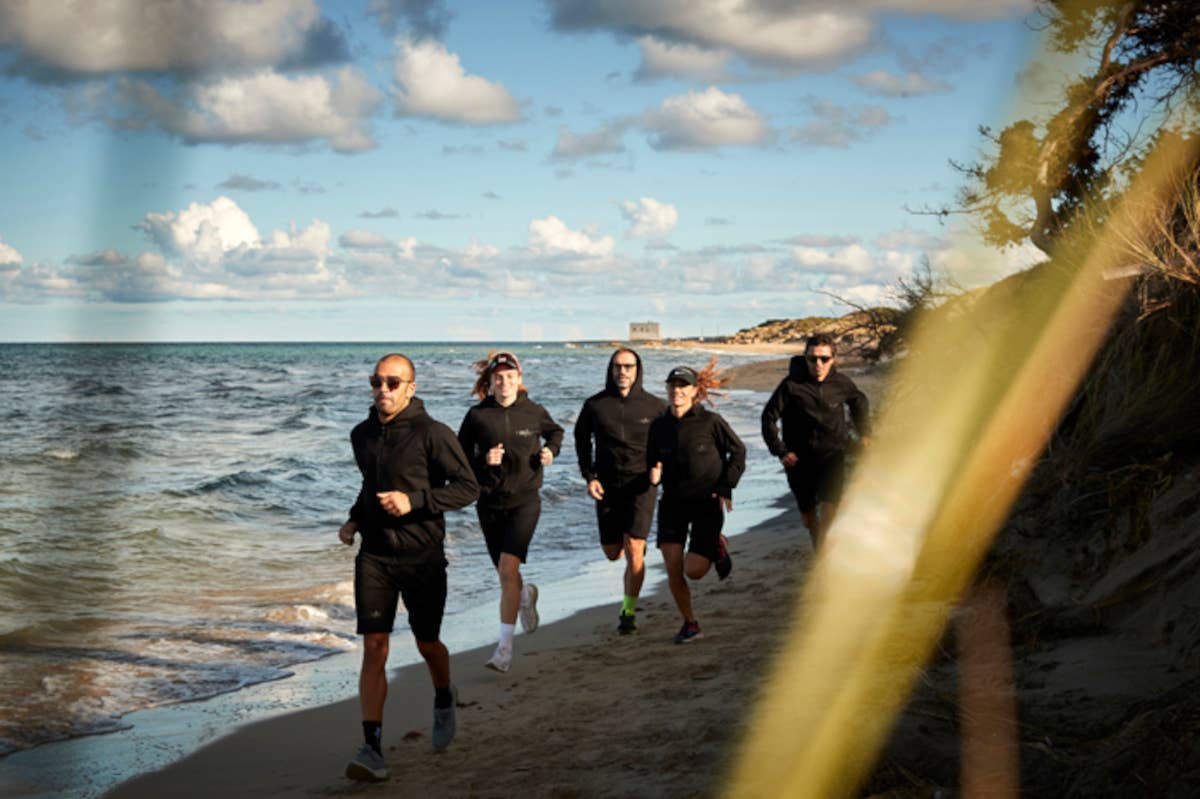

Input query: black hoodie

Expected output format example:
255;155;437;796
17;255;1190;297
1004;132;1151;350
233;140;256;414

574;349;667;491
647;402;746;501
349;397;480;561
761;355;870;458
457;394;565;508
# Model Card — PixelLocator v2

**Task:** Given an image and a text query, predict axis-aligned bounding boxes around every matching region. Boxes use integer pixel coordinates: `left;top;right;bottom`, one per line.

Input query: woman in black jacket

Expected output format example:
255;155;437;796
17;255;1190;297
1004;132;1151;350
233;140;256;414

647;359;746;644
457;352;564;673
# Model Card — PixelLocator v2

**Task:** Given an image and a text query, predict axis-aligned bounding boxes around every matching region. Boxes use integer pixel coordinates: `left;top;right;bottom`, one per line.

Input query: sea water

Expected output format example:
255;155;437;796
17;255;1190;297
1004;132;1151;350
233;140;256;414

0;342;790;794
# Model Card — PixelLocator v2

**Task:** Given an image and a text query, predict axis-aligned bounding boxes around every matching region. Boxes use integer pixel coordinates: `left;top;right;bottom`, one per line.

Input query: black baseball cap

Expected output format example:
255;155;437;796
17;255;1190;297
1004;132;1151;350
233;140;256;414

665;366;697;385
488;352;521;372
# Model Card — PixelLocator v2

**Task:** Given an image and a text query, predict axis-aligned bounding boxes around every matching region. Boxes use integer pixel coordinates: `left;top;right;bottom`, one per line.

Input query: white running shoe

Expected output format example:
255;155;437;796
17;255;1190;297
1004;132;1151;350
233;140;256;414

484;643;512;673
519;583;539;633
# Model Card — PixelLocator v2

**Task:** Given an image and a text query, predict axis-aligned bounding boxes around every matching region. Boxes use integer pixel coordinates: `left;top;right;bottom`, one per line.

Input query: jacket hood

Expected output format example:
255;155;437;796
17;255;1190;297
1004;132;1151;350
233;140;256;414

604;348;646;395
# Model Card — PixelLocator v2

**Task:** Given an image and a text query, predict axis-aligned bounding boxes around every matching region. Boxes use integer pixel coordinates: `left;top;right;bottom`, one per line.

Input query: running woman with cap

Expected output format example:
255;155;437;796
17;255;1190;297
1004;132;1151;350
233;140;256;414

647;360;746;644
457;352;564;672
574;347;666;634
339;353;479;782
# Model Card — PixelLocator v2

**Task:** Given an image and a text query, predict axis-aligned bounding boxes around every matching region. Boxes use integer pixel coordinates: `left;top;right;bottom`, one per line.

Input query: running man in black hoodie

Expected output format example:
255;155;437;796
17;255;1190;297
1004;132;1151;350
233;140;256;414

457;352;564;673
574;348;666;635
647;361;746;644
761;333;871;548
338;354;480;782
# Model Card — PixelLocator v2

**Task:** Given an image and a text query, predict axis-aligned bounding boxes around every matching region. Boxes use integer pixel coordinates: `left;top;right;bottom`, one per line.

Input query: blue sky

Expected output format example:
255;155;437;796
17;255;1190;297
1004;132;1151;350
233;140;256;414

0;0;1047;342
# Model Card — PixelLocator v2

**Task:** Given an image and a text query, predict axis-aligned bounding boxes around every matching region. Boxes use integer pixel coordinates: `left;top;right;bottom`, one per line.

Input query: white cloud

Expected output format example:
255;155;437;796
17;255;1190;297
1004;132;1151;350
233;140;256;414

528;216;615;258
392;38;520;124
340;230;394;250
851;69;952;97
0;236;23;266
139;196;260;265
792;243;878;275
645;87;772;150
113;67;382;153
551;120;631;160
621;197;679;238
546;1;874;70
634;37;732;82
0;0;343;78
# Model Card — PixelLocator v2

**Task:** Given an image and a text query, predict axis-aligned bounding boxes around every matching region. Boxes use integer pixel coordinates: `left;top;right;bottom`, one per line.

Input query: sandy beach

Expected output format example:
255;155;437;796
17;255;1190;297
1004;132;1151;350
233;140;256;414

106;501;810;799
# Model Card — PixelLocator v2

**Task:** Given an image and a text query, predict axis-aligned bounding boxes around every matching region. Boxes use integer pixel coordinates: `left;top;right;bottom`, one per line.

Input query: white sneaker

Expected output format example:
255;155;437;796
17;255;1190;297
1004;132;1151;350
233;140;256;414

519;583;539;633
485;644;512;673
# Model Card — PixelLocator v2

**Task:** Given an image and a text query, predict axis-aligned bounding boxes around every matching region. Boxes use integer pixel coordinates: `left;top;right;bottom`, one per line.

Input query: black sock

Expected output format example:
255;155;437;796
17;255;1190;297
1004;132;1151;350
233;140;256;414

362;720;382;754
434;686;453;709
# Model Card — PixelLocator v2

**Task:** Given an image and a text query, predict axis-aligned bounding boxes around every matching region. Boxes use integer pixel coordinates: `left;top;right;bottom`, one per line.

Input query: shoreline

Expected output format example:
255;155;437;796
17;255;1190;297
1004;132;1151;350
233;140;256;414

102;501;809;799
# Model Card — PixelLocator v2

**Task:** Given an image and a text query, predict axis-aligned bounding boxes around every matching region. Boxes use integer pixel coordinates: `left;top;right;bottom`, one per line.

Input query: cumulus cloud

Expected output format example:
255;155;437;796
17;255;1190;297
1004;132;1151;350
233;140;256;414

551;119;632;160
851;69;951;97
634;37;732;82
392;38;520;124
139;196;260;264
218;174;282;192
528;216;615;258
0;0;347;81
0;236;24;266
645;87;772;151
545;1;874;70
787;98;891;148
367;0;452;40
621;198;679;238
792;243;878;275
111;67;382;152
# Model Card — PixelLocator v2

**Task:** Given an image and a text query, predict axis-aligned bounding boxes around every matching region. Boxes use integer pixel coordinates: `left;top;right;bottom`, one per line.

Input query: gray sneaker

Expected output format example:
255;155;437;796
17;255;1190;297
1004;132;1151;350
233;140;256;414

519;582;539;633
345;743;389;782
432;685;457;752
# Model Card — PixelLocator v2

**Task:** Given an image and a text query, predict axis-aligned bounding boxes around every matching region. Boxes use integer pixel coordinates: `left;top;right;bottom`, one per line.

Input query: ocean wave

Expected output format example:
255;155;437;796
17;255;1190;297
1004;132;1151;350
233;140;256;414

44;448;80;461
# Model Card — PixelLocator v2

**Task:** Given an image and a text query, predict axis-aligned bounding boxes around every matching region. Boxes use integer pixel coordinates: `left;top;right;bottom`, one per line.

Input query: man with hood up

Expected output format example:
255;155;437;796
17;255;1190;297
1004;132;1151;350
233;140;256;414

574;348;666;634
338;353;480;782
761;333;871;548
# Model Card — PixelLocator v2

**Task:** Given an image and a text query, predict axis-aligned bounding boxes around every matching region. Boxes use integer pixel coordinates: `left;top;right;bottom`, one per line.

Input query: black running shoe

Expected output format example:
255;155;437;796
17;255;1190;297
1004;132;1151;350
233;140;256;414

673;620;701;644
715;534;732;580
617;611;637;635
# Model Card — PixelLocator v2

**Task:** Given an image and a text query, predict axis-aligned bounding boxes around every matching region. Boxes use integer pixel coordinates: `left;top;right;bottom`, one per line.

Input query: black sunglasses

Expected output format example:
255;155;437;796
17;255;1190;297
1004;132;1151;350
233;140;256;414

806;355;833;364
369;374;410;390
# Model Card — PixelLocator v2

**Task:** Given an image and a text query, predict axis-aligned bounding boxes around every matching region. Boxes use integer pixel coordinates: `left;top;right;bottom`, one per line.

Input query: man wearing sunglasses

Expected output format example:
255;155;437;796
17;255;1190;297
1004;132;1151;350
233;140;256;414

338;354;480;782
573;348;666;635
761;333;871;548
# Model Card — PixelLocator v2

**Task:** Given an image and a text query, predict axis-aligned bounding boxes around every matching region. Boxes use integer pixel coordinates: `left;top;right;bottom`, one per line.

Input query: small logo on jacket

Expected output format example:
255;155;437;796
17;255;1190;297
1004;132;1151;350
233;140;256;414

515;428;536;438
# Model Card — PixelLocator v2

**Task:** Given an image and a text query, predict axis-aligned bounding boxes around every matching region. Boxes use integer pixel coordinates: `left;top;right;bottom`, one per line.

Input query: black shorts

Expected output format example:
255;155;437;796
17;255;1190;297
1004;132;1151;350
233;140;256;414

596;482;657;546
656;494;724;562
477;500;541;566
786;451;847;513
354;551;447;642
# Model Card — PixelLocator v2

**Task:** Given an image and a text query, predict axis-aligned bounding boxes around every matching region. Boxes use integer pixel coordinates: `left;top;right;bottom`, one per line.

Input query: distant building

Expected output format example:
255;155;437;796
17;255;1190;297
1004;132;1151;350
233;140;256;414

629;321;661;341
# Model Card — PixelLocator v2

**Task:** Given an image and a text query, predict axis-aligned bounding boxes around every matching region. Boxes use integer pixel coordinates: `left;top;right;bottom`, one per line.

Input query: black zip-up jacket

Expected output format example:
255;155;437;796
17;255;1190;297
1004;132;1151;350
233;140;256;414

761;356;870;457
574;349;666;491
457;394;565;509
348;398;480;561
647;403;746;501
